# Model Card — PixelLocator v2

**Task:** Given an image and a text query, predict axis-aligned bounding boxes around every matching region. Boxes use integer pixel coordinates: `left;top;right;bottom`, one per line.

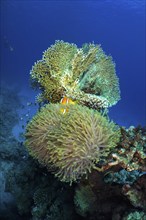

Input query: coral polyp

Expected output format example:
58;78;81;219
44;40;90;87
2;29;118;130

25;104;120;184
30;40;120;109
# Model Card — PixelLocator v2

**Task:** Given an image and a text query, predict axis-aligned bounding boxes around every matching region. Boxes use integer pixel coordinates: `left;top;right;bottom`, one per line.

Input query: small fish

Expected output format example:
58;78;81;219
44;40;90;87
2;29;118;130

60;96;76;105
27;102;33;106
60;96;76;114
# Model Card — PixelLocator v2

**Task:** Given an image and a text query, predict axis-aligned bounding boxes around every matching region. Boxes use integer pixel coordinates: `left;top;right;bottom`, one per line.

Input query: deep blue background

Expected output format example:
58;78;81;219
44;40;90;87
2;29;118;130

0;0;146;127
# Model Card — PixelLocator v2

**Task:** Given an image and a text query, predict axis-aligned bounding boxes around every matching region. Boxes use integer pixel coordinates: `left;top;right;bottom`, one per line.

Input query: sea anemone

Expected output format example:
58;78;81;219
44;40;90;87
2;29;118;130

25;103;120;184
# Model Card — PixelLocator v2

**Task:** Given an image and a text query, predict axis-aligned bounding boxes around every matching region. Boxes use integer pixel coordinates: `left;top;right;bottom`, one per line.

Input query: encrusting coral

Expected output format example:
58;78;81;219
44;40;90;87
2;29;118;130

25;103;120;184
30;40;120;109
122;211;146;220
74;185;97;217
109;126;146;172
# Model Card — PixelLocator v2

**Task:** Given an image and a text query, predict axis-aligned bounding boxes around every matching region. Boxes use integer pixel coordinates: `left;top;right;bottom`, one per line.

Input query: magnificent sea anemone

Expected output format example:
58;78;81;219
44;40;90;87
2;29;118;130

25;103;120;184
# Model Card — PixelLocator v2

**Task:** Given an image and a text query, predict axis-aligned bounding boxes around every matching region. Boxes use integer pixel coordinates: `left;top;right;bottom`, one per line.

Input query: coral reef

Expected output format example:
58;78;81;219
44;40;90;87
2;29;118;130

6;156;79;220
73;168;146;219
72;126;146;219
108;126;146;172
122;174;146;210
73;171;133;219
93;126;146;174
30;40;120;109
122;210;146;220
104;169;145;185
0;85;27;219
4;126;146;220
2;40;145;220
25;103;120;184
6;154;146;220
74;185;97;217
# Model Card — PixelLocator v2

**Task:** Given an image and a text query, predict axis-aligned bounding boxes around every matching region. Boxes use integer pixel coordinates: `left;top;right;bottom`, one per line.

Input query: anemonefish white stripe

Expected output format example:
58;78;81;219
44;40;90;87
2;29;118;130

62;109;66;114
60;96;69;104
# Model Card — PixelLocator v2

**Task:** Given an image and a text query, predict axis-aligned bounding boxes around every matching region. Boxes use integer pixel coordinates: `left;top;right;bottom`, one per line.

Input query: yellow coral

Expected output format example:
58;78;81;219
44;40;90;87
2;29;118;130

31;60;65;102
43;40;77;77
25;103;120;184
78;48;120;106
71;44;98;81
30;40;120;108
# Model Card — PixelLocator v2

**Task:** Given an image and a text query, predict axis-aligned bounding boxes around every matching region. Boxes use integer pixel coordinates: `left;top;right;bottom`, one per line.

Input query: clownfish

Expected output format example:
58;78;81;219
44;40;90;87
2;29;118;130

60;96;76;114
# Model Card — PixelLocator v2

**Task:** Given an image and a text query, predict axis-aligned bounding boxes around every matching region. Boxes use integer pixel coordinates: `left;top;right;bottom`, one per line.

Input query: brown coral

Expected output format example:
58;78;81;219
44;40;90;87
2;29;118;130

110;126;146;171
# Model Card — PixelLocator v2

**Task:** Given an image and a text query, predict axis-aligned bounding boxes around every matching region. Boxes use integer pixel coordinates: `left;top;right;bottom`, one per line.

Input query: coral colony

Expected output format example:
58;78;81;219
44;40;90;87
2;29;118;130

6;41;145;219
25;40;121;184
25;40;145;180
30;40;120;108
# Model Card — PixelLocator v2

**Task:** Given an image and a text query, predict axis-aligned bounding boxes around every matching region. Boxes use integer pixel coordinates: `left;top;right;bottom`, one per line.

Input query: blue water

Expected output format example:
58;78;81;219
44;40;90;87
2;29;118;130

1;0;146;129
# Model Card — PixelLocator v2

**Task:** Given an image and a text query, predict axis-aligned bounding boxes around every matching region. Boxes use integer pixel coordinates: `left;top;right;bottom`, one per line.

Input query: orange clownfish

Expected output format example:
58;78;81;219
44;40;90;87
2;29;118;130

60;96;76;114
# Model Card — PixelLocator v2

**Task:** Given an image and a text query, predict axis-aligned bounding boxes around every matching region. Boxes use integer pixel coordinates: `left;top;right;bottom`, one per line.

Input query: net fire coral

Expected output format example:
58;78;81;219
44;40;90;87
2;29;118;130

30;40;120;109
